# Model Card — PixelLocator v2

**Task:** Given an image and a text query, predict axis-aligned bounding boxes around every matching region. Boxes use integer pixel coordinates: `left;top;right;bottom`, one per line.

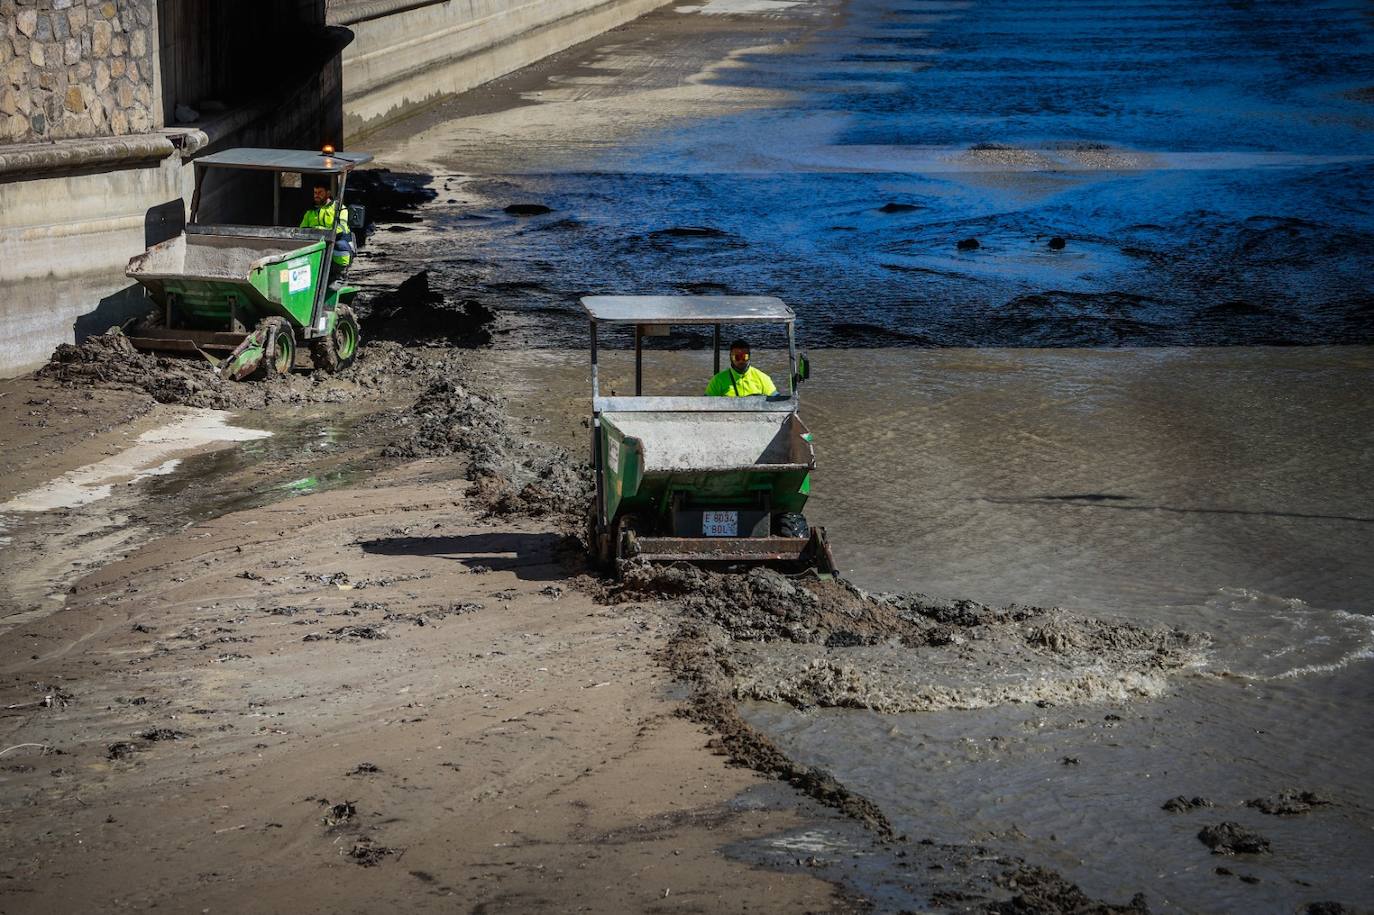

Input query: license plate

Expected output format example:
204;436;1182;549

702;511;737;537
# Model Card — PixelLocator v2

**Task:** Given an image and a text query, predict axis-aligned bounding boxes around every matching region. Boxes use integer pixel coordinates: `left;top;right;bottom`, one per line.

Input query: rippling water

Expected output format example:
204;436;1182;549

483;345;1374;910
400;0;1374;907
411;0;1374;348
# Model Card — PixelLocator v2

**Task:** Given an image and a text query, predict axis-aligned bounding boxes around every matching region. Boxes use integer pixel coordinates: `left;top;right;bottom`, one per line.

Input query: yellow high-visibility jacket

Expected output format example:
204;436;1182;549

300;201;352;266
705;365;777;397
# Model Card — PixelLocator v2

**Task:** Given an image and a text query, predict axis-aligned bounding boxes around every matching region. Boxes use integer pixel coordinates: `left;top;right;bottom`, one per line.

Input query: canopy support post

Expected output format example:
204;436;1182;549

634;324;643;396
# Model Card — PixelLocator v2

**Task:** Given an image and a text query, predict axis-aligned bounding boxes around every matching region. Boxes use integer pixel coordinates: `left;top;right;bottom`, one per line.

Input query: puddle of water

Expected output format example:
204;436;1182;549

0;407;382;624
0;411;270;513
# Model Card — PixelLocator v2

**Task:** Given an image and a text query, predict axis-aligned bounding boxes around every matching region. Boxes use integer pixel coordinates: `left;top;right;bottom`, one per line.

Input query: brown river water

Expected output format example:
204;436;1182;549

480;344;1374;912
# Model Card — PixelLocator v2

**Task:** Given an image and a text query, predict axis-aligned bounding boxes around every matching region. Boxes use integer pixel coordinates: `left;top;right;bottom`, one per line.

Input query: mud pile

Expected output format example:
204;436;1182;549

39;334;442;411
360;270;494;346
384;373;590;522
616;563;1207;714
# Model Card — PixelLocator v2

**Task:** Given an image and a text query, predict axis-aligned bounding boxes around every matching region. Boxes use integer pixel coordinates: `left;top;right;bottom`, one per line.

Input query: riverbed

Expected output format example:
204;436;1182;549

365;0;1374;909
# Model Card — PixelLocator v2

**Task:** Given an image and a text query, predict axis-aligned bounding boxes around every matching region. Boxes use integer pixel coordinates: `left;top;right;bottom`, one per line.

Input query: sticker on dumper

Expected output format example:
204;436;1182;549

702;511;737;537
287;264;311;293
607;439;620;471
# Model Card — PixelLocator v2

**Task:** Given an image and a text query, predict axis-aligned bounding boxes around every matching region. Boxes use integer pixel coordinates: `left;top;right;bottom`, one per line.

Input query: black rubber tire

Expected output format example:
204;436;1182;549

310;332;340;373
265;326;296;377
586;508;611;572
332;308;359;371
775;512;809;539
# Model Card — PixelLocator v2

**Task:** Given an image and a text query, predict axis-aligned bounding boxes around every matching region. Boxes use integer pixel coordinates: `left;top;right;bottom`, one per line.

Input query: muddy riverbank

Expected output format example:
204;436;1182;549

4;0;1371;910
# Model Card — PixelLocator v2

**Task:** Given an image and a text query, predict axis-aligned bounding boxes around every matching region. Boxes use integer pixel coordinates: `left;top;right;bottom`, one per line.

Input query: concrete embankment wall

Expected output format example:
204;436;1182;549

335;0;673;140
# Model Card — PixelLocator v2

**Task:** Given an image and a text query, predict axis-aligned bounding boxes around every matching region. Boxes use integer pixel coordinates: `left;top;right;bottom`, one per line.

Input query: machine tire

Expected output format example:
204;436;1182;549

586;507;611;572
616;516;643;564
311;331;339;373
333;307;359;371
310;309;359;373
262;323;296;377
776;512;809;539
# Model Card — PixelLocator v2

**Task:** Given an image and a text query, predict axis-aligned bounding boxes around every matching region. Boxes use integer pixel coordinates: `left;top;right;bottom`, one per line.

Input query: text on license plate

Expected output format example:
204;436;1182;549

702;511;737;537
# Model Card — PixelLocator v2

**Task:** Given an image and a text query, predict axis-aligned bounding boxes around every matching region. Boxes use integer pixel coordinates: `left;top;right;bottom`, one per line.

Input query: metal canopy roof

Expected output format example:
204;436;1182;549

194;148;374;173
581;295;793;324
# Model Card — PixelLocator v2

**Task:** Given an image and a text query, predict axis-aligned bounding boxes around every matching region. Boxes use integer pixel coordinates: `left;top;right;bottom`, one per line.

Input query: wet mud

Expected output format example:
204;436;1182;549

610;562;1207;714
609;558;1176;912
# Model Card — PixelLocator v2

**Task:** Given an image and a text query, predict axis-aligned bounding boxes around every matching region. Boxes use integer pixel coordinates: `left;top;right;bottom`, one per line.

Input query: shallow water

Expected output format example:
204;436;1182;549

410;0;1374;349
0;408;380;623
484;344;1374;910
385;0;1374;907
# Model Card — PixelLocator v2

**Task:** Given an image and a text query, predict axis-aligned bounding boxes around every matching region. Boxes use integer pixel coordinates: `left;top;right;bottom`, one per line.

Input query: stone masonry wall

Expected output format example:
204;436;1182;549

1;0;158;143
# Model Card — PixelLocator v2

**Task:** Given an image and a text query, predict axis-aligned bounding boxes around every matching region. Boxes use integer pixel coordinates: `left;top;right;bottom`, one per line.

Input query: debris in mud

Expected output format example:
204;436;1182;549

138;728;190;741
383;601;481;626
1198;822;1271;855
504;203;552;216
198;635;252;649
348;762;382;776
13;683;75;710
322;800;357;827
989;865;1148;914
304;571;432;591
1304;903;1353;915
1162;796;1214;813
1048;236;1067;250
957;237;981;251
107;742;139;760
329;625;389;641
348;836;397;866
1245;789;1332;816
131;623;155;633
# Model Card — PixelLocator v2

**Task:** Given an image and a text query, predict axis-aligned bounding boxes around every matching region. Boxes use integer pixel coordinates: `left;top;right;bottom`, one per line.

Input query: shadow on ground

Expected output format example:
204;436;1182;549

357;532;569;581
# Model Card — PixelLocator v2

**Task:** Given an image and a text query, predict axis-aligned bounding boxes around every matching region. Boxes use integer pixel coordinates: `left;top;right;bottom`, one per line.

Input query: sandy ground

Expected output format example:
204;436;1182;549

0;463;856;913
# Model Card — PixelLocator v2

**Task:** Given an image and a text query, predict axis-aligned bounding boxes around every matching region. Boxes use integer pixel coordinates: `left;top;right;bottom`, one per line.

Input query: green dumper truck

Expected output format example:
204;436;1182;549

583;295;836;575
123;147;370;379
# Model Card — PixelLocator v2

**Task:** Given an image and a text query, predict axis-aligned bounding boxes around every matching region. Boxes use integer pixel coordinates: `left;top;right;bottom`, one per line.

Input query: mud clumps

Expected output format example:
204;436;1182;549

362;270;494;346
660;619;894;838
385;374;590;523
138;728;189;742
348;837;397;866
989;865;1149;914
1198;822;1271;855
1161;796;1214;813
618;562;1207;714
616;563;1023;648
39;332;439;411
1245;789;1332;816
